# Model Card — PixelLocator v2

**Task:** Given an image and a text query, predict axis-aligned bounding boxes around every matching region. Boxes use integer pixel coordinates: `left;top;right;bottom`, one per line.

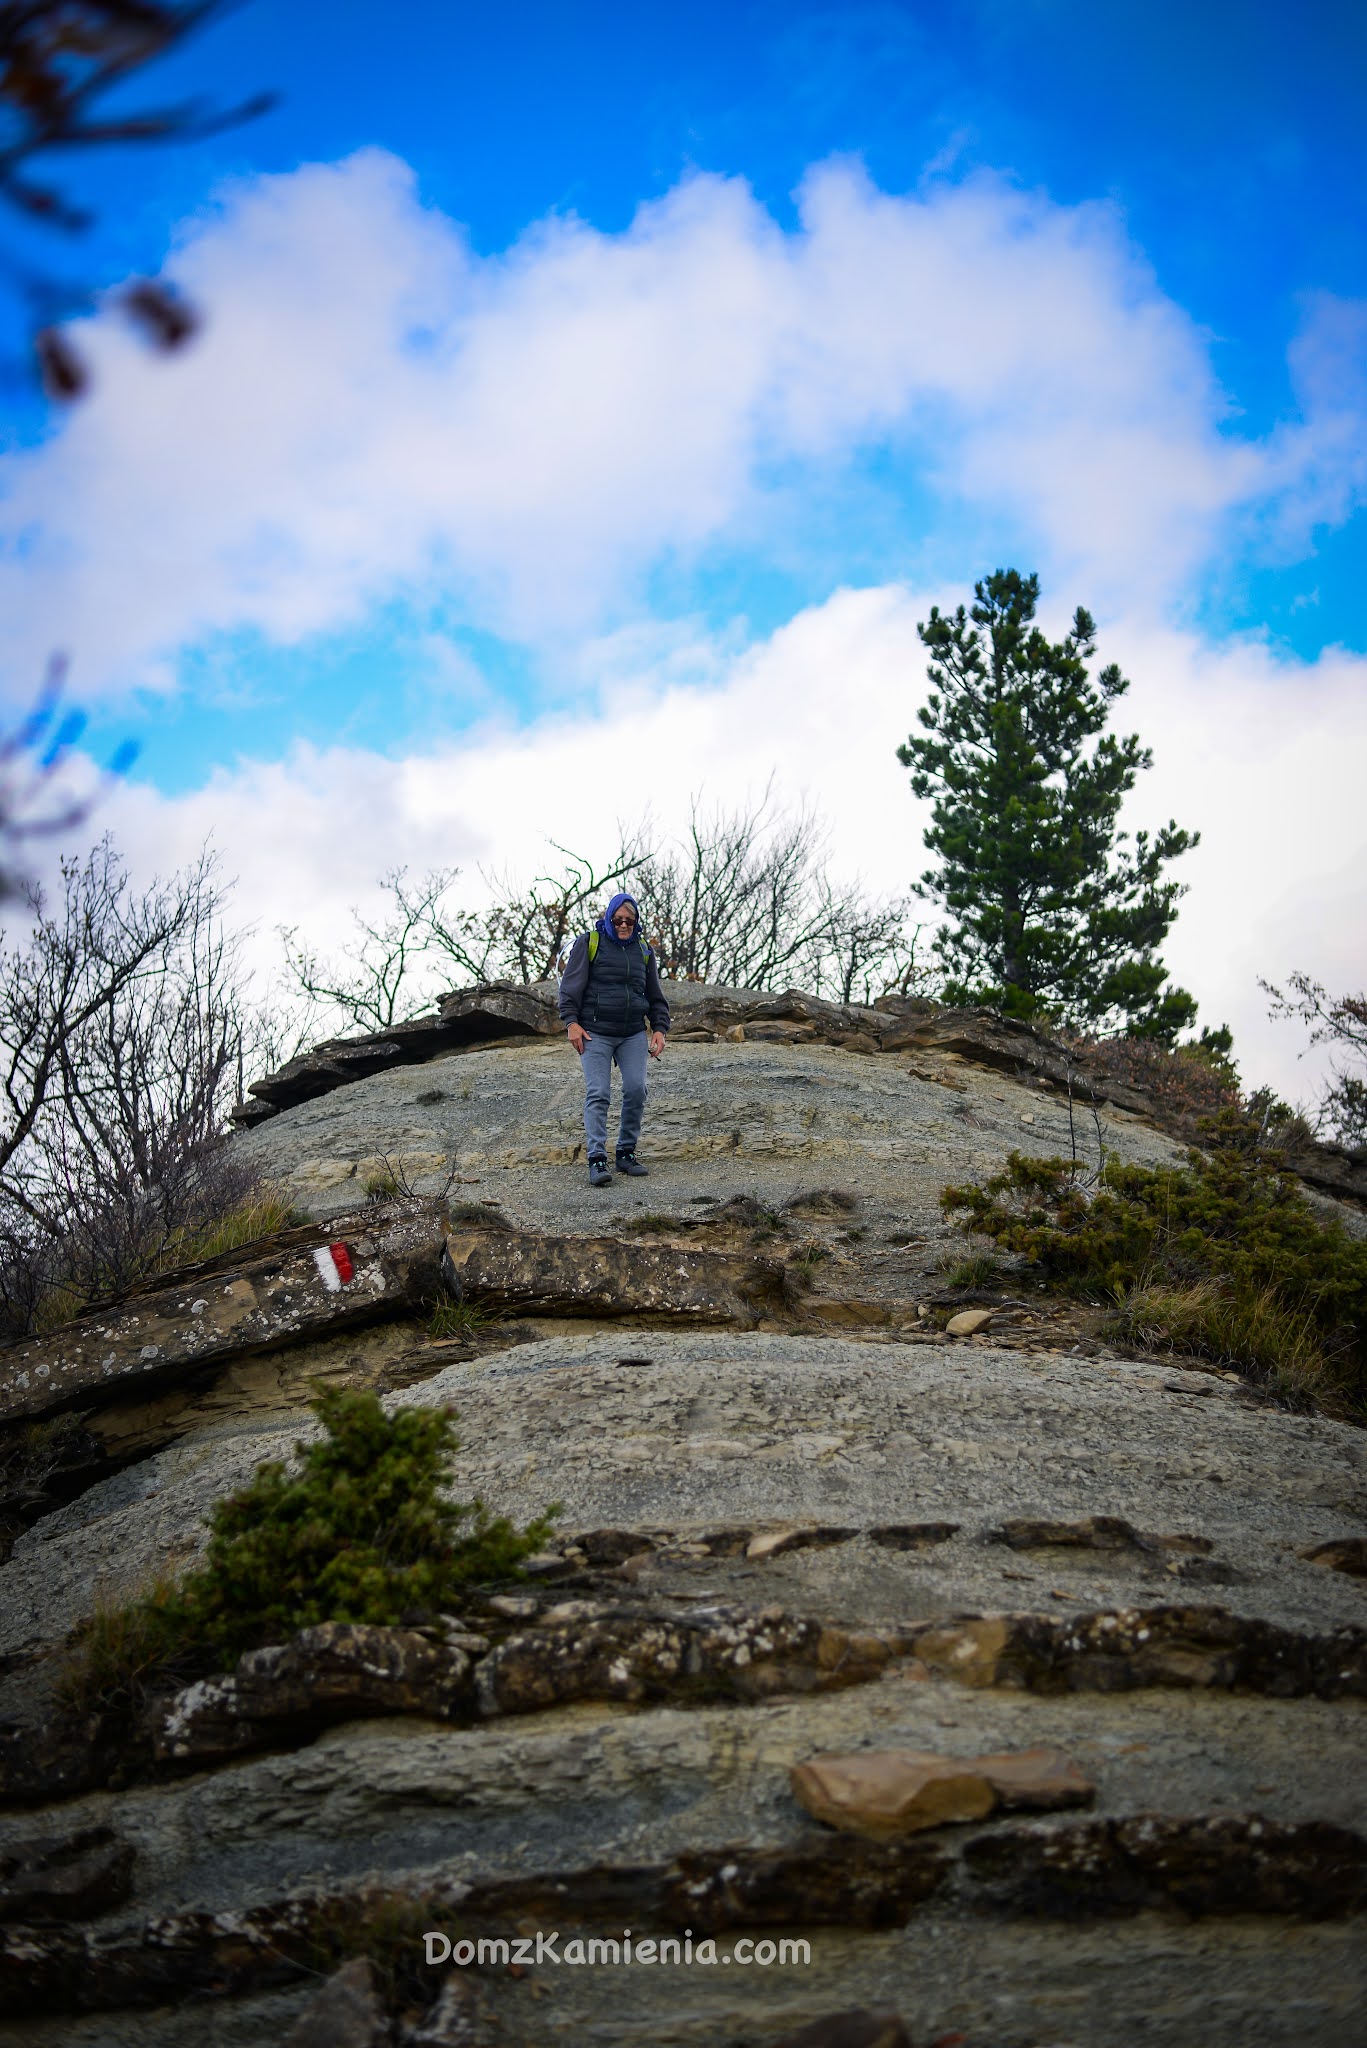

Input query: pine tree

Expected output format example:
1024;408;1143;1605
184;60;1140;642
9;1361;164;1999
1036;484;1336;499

897;569;1198;1040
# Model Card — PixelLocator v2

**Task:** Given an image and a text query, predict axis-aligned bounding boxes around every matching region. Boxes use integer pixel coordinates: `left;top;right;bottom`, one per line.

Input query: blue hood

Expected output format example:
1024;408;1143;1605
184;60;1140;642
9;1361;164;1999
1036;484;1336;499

595;891;643;946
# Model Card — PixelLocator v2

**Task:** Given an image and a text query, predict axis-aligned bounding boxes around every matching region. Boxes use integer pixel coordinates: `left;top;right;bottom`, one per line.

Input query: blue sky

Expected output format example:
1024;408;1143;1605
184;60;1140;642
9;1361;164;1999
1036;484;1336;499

1;0;1364;1090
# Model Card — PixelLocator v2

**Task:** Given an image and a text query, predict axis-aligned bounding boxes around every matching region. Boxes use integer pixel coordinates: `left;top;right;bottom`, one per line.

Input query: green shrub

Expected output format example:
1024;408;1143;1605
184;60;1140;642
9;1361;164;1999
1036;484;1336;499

62;1388;555;1704
941;1147;1367;1415
175;1387;554;1660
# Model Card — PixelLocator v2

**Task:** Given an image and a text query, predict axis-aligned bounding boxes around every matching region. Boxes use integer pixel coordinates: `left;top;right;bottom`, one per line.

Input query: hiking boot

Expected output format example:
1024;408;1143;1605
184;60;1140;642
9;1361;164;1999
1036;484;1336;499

588;1156;613;1188
615;1151;649;1177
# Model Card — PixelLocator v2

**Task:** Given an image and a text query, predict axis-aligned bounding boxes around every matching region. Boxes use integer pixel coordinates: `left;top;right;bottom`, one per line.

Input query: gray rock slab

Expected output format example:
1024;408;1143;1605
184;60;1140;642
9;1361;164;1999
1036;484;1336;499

231;1037;1192;1231
4;1335;1364;1665
4;1921;1362;2048
441;1223;789;1322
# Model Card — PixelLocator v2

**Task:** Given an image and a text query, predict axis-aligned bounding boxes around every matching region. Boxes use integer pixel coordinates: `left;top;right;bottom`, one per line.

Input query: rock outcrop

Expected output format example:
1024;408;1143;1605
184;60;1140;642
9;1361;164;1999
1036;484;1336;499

233;981;1367;1206
1;980;1364;2047
0;1203;448;1428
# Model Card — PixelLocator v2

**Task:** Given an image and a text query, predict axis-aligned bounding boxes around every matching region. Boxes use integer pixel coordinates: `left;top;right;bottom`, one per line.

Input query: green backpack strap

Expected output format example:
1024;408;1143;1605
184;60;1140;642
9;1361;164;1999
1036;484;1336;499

586;930;649;963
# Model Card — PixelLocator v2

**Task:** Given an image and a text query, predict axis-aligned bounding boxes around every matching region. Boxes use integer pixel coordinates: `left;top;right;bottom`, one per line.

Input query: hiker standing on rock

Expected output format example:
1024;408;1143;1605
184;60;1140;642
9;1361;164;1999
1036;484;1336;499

559;891;670;1188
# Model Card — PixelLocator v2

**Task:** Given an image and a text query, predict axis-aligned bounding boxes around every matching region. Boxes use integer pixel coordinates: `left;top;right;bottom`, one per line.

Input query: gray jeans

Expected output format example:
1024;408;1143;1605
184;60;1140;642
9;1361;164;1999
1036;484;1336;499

579;1029;649;1158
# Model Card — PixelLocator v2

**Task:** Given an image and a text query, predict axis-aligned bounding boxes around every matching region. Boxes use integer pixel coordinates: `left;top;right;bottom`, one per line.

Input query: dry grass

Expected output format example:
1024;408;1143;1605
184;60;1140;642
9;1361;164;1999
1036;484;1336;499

158;1190;303;1268
938;1251;1002;1290
30;1278;92;1335
29;1189;303;1333
1109;1276;1330;1408
426;1291;493;1340
447;1200;509;1228
57;1571;201;1717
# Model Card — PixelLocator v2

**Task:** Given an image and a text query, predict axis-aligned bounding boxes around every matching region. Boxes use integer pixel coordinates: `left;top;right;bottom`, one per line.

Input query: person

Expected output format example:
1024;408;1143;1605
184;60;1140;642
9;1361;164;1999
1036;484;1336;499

558;891;670;1186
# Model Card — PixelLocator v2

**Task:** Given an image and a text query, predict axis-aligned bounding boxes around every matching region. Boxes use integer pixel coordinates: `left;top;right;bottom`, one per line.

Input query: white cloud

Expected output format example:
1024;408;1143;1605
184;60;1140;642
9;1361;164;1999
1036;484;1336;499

0;149;1358;699
1265;292;1367;545
97;583;1367;1106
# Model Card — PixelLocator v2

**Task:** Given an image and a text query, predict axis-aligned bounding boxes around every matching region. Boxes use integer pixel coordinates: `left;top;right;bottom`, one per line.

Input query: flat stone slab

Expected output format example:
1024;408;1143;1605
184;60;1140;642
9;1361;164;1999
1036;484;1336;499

144;1608;901;1775
3;1649;1365;2046
232;1032;1192;1230
442;1224;790;1323
791;1743;1095;1841
239;983;568;1119
2;1812;1364;2024
0;1202;448;1427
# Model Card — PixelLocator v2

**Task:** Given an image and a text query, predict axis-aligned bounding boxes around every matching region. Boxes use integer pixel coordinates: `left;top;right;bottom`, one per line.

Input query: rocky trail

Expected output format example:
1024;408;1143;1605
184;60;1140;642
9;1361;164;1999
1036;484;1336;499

0;985;1363;2047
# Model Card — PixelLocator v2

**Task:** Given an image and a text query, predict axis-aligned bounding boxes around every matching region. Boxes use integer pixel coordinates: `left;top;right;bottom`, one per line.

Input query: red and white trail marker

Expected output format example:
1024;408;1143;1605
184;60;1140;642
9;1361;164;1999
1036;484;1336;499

312;1242;354;1293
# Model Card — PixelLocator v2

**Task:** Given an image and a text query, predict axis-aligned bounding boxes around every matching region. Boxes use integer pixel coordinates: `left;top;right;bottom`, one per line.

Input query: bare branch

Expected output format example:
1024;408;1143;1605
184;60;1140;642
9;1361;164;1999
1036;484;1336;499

276;797;937;1045
1263;971;1367;1146
0;836;272;1330
277;866;462;1036
0;1;274;391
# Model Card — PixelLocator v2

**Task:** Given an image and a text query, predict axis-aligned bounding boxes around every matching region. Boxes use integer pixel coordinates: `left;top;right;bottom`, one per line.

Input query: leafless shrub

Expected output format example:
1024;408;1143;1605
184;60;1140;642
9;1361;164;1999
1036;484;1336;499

0;837;266;1332
629;791;926;1002
1264;971;1367;1149
623;792;905;997
427;831;653;990
280;866;458;1036
1066;1031;1240;1128
279;794;932;1035
0;656;143;902
360;1151;462;1206
277;833;653;1037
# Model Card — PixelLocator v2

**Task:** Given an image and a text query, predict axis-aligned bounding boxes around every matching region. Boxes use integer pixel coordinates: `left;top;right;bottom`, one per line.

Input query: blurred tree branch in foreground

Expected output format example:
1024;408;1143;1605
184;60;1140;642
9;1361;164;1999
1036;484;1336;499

0;0;274;394
0;655;138;900
0;6;271;885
